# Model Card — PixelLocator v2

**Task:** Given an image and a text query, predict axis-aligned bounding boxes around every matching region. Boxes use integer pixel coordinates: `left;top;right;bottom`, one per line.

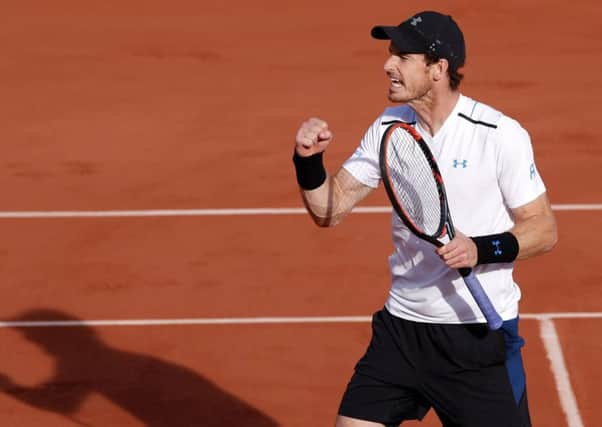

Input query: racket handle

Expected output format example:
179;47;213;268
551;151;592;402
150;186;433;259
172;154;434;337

459;269;503;330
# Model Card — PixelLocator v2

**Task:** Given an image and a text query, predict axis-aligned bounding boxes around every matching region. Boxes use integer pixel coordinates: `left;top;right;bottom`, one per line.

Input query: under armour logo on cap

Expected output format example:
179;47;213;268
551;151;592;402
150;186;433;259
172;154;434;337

410;16;422;26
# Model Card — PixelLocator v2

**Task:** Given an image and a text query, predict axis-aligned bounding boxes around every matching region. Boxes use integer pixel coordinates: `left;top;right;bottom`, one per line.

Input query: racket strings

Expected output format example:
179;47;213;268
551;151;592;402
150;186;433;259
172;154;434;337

386;129;443;236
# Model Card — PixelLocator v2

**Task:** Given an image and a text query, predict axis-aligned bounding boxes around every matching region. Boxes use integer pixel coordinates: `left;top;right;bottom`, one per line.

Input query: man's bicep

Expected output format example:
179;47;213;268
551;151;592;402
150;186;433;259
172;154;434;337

510;192;553;223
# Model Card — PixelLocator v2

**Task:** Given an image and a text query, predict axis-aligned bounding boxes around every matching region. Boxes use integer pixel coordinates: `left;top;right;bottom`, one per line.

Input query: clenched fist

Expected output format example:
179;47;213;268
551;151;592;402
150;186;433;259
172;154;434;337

295;118;333;157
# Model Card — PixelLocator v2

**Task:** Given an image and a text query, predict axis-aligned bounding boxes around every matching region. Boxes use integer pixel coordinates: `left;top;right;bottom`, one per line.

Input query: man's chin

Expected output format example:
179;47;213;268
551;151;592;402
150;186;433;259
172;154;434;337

387;93;407;103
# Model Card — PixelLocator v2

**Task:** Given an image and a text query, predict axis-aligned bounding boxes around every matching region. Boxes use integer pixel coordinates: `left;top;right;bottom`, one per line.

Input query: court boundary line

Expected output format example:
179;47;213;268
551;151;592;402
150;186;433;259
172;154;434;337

0;204;600;219
540;318;584;427
1;312;600;327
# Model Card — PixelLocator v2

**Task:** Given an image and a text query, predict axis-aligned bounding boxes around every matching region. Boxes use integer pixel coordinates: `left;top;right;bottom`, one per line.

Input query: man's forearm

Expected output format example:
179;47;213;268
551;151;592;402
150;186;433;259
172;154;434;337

299;168;373;228
300;174;346;227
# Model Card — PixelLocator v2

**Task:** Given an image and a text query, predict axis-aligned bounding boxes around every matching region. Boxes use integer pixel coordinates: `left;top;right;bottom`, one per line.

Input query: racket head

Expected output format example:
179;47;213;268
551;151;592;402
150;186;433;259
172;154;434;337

379;122;448;245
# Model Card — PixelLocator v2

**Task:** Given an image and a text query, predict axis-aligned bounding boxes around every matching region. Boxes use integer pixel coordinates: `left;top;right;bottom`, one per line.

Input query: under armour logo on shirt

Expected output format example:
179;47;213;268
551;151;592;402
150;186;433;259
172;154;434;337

452;159;468;168
410;16;422;26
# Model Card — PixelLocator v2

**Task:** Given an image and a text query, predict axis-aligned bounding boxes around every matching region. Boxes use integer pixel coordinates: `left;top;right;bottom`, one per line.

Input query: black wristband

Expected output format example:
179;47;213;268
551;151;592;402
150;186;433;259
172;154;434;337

292;151;327;190
471;232;519;265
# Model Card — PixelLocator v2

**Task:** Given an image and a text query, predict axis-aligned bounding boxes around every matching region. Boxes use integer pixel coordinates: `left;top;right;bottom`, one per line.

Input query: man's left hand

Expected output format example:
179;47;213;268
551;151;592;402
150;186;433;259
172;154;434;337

436;230;478;269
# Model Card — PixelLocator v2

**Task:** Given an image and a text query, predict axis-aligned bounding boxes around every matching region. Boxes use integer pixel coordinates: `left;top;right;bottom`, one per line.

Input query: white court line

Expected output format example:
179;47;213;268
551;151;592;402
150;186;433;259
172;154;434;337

0;316;372;328
540;318;585;427
1;312;601;328
0;204;600;219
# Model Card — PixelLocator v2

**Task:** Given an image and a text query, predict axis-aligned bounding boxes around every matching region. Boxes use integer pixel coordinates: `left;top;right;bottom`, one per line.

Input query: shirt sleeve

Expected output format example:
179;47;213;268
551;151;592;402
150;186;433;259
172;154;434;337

341;117;382;188
495;116;546;209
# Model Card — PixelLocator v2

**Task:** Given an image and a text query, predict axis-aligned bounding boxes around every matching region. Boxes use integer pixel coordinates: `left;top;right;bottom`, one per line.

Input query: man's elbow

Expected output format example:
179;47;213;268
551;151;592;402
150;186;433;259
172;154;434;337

541;221;559;253
311;214;340;228
547;229;559;252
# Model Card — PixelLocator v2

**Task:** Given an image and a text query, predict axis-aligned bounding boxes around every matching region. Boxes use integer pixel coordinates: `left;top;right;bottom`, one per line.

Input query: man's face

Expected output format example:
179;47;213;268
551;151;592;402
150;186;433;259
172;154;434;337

383;43;434;103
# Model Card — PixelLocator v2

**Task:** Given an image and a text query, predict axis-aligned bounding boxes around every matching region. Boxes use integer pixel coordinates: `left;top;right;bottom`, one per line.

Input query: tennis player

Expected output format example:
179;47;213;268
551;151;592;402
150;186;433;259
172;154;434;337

292;10;557;427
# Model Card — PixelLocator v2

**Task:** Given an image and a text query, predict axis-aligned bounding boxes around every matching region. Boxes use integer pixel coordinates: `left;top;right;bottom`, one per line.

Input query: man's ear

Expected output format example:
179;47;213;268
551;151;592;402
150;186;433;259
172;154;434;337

432;58;449;82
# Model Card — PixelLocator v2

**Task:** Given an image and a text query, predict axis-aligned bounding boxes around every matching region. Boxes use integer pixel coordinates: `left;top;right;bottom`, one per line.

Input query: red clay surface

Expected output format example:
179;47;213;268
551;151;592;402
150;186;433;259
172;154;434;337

1;0;601;425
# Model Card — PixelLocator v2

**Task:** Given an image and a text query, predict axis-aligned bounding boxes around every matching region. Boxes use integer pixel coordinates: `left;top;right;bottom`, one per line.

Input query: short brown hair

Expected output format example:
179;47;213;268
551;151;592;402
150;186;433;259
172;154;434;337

425;52;464;90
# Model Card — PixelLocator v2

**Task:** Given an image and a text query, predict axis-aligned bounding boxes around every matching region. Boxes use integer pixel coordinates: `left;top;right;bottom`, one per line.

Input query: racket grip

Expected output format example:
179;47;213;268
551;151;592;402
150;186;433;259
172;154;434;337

460;269;503;330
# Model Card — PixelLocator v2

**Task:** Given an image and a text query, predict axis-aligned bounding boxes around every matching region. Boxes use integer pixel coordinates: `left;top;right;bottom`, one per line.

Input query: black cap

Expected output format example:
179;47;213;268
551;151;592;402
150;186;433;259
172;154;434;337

371;11;465;70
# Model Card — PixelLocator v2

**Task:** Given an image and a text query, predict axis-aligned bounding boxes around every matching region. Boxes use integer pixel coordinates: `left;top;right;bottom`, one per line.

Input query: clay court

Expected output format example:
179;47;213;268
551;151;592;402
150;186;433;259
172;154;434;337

0;0;601;426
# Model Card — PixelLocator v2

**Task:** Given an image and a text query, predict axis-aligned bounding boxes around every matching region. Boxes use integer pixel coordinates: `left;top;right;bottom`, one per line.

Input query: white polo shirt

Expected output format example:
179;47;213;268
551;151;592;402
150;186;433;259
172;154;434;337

342;94;546;324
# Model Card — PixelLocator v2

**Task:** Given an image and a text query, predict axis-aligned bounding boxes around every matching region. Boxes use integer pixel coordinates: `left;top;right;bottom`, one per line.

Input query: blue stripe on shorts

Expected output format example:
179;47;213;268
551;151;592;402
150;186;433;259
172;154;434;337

501;317;526;403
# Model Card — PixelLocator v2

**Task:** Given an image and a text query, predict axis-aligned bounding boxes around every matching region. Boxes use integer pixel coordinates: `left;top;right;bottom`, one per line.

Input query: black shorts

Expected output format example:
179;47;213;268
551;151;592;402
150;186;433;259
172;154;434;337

338;308;531;427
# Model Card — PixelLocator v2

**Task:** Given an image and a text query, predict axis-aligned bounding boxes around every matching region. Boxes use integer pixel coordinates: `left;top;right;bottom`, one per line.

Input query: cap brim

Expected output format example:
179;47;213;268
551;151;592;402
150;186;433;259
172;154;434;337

370;25;427;54
371;26;397;40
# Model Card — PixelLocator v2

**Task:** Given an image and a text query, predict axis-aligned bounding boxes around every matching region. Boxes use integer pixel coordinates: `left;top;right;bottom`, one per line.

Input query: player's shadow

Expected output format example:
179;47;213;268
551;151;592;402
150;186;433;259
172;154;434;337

0;308;278;427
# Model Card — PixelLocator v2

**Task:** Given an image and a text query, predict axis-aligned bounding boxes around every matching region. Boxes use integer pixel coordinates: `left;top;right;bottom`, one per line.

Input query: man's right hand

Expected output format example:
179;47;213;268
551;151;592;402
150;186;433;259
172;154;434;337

295;118;333;157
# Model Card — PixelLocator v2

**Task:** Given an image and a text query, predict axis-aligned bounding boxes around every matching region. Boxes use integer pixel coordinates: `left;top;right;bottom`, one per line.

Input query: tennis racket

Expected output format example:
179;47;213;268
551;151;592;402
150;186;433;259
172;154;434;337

379;122;503;330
